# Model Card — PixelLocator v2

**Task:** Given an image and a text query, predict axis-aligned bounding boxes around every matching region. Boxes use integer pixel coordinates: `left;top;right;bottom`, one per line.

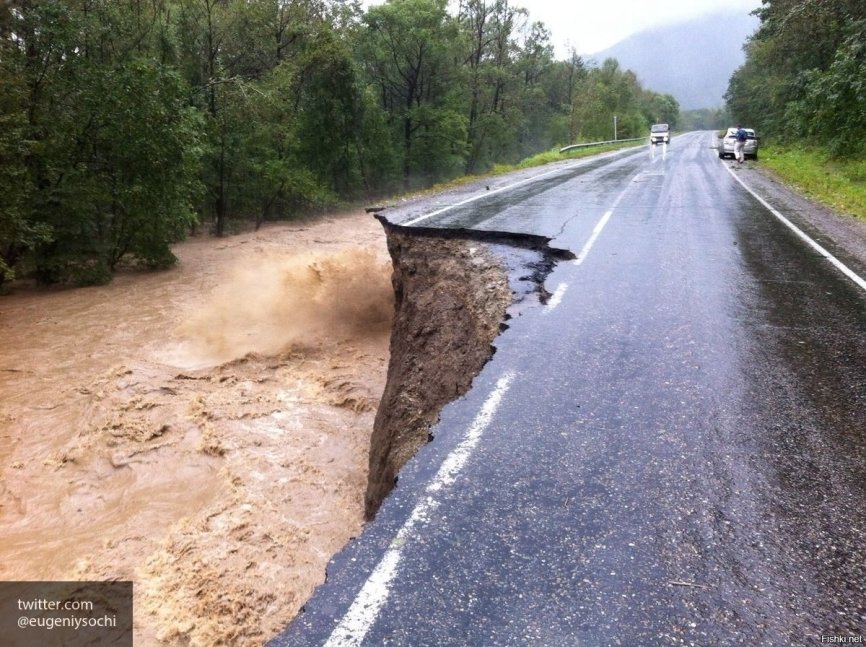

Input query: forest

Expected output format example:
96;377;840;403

0;0;680;286
726;0;866;158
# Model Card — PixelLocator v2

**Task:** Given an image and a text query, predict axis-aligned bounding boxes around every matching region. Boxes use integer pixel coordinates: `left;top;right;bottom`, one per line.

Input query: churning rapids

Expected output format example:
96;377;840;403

0;213;395;645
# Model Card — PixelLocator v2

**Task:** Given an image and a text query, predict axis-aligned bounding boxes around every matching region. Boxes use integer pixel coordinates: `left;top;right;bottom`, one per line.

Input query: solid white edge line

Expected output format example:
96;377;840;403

723;163;866;293
323;371;516;647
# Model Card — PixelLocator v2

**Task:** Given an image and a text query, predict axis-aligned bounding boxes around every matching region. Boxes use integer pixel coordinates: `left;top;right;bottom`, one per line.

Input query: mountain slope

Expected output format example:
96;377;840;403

589;10;758;110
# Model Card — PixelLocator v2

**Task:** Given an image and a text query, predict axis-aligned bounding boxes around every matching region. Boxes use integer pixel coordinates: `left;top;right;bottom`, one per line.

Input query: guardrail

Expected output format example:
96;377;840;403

559;137;645;153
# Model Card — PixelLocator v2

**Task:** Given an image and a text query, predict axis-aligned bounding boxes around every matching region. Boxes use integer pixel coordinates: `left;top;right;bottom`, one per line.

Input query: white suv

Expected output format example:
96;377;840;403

718;127;759;160
650;123;670;145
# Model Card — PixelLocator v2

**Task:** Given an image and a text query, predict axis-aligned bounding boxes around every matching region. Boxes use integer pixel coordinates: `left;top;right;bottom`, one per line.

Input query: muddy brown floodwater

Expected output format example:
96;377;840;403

0;213;394;645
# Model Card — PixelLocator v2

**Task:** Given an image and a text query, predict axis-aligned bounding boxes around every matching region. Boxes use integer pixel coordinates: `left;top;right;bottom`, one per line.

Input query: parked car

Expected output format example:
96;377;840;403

650;123;670;145
718;127;759;160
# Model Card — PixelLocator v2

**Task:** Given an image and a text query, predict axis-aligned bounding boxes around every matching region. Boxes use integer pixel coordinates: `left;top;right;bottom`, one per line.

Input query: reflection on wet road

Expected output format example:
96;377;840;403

274;132;866;646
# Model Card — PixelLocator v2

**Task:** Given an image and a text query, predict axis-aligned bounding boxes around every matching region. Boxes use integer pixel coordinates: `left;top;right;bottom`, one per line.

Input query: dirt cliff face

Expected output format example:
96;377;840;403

364;219;574;518
364;224;512;517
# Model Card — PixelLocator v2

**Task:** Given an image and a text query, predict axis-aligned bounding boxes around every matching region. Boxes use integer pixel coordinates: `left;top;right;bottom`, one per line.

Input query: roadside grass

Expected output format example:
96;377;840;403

492;140;644;173
760;145;866;221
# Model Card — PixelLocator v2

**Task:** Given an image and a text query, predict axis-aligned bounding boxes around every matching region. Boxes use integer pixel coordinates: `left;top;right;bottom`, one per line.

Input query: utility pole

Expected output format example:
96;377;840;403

614;115;618;141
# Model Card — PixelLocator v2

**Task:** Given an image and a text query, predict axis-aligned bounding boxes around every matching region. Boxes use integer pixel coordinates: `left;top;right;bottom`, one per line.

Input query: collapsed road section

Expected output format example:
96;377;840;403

364;216;574;518
268;215;575;645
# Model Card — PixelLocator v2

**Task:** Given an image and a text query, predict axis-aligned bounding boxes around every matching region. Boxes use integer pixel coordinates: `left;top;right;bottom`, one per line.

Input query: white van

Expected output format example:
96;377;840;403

650;123;670;145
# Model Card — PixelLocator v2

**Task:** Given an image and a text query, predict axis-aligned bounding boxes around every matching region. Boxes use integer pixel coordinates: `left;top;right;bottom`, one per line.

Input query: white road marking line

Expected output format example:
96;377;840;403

724;163;866;294
544;282;569;313
573;209;613;266
324;371;516;647
539;176;633;313
650;141;667;161
571;181;632;267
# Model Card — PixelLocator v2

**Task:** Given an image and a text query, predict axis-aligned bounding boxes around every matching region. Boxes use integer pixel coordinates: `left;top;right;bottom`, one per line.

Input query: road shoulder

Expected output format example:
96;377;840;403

738;165;866;281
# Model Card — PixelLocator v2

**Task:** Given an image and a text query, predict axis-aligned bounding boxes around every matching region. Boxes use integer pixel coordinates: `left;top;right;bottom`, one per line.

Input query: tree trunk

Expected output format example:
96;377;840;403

215;140;226;236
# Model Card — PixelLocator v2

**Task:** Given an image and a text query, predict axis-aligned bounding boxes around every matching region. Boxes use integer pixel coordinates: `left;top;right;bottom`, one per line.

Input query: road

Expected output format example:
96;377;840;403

271;132;866;646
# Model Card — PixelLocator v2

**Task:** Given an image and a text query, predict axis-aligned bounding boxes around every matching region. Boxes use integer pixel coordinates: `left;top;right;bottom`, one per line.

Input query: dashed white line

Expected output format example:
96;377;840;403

545;207;607;311
544;282;569;312
573;209;614;266
571;179;633;268
324;371;516;647
542;176;637;312
724;163;866;293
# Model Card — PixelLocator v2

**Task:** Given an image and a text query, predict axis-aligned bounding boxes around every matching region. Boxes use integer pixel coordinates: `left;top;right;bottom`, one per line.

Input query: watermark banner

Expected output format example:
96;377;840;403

0;581;132;647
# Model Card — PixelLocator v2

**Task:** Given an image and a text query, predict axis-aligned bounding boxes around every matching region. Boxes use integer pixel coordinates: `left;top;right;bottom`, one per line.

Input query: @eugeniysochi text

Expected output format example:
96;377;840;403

15;598;117;631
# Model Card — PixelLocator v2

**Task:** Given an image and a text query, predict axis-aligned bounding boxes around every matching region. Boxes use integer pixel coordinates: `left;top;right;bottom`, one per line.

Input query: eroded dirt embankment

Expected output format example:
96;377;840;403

365;219;573;517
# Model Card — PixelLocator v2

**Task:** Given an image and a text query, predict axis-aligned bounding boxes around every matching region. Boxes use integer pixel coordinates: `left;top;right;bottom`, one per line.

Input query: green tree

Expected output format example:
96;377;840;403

726;0;866;145
786;21;866;156
571;59;640;141
244;27;363;227
679;107;729;131
643;93;679;128
0;7;40;285
545;49;588;145
457;0;528;172
2;0;202;284
41;60;200;277
512;20;556;158
725;37;788;136
175;0;364;230
1;0;690;289
360;0;466;188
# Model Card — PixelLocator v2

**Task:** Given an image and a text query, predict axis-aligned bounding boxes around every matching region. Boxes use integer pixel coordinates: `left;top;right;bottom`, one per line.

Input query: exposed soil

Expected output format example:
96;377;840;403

364;224;512;517
364;220;573;518
0;214;395;645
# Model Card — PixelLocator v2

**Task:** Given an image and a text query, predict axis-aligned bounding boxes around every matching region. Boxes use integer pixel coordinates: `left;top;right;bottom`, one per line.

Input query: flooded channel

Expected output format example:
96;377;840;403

0;213;392;645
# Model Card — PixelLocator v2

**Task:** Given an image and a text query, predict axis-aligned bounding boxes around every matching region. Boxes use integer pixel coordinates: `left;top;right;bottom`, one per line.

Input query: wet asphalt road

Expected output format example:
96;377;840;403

271;132;866;646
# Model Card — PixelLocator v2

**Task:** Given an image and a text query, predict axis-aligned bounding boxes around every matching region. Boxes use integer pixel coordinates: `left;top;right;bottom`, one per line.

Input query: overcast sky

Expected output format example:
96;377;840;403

521;0;761;55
